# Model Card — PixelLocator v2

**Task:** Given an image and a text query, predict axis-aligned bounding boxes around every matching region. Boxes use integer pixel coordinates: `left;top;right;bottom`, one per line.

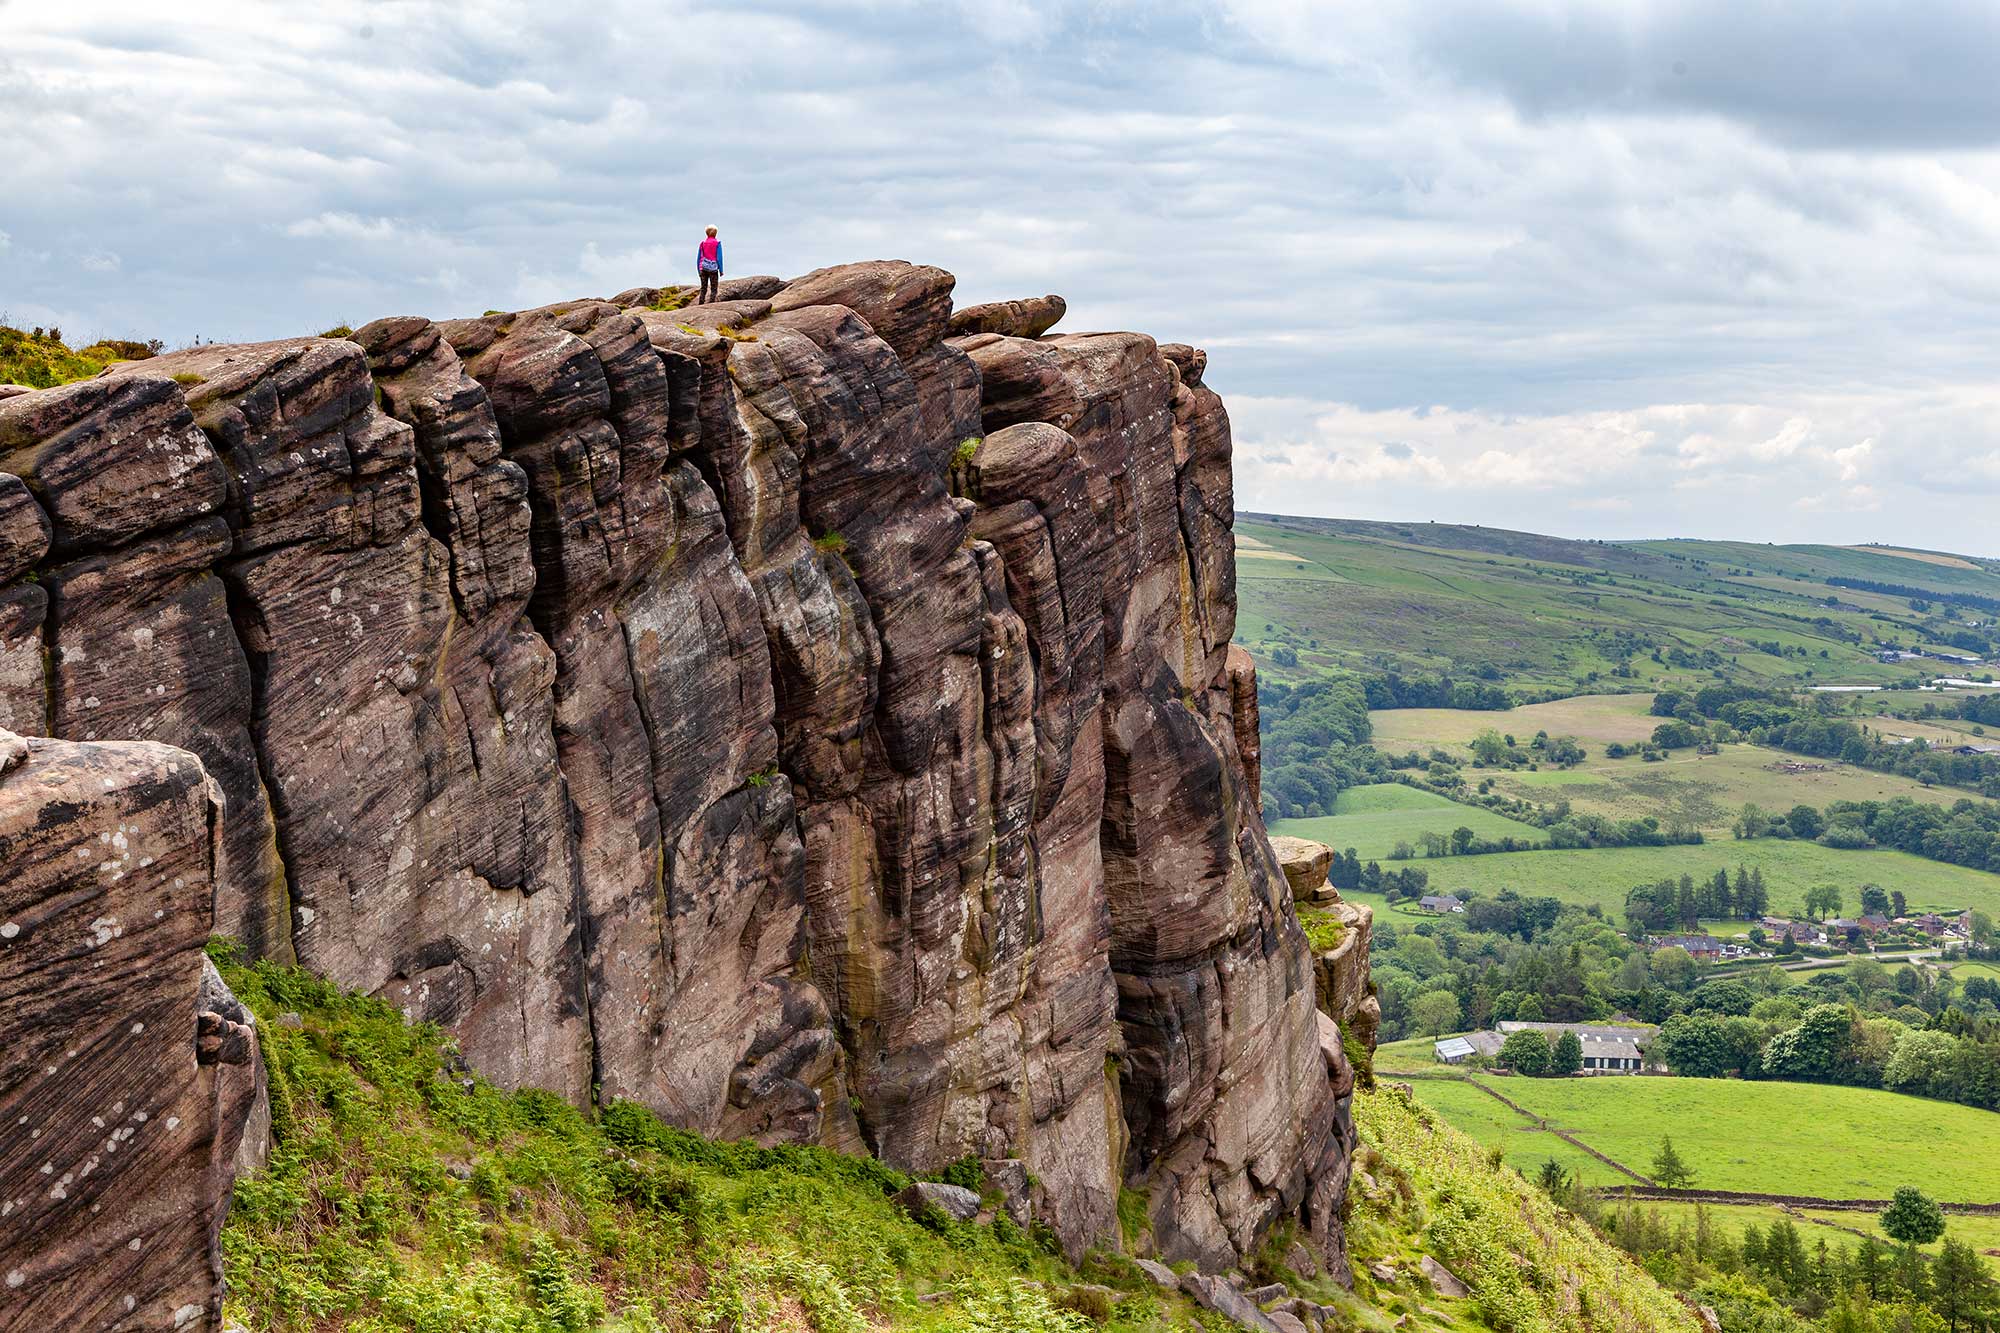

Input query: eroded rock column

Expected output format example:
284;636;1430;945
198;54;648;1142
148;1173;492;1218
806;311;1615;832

0;729;259;1332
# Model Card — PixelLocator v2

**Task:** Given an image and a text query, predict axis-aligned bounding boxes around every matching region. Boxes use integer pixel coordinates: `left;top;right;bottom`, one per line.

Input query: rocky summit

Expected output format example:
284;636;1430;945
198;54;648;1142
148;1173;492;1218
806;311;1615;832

0;261;1371;1327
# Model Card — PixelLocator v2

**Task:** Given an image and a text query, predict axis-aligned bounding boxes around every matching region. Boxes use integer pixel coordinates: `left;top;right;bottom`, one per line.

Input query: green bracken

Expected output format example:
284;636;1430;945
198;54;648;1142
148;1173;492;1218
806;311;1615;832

0;325;161;388
209;940;1215;1331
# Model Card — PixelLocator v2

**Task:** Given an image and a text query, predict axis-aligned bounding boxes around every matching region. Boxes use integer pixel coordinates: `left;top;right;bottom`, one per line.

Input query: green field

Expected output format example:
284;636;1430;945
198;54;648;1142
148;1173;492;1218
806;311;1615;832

1233;516;2000;698
1269;782;1544;859
1368;694;1963;834
1388;839;2000;921
1410;1076;2000;1201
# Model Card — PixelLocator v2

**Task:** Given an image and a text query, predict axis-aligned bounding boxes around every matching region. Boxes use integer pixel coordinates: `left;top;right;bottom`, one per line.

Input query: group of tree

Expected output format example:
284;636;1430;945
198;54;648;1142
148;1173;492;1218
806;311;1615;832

1370;888;2000;1052
1495;1026;1584;1075
1363;671;1512;711
1734;793;2000;879
1255;676;1390;820
1654;683;2000;801
1388;826;1545;859
1469;726;1588;769
1624;866;1772;931
1534;1145;1995;1333
1652;996;2000;1114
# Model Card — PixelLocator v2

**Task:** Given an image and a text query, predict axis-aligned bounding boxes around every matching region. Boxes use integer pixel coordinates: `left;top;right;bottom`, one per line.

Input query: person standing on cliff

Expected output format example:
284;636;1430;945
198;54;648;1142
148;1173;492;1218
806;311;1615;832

696;226;723;303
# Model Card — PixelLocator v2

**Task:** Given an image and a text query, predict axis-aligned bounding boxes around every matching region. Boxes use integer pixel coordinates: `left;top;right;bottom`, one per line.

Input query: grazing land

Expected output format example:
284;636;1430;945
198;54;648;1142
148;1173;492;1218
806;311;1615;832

1268;783;1543;859
1404;1074;2000;1202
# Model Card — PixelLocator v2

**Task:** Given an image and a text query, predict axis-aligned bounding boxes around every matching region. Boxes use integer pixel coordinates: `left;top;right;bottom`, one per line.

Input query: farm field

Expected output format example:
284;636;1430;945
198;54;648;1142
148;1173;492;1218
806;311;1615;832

1268;782;1543;859
1369;695;1962;833
1483;745;1958;834
1395;839;2000;921
1369;694;1661;752
1426;1076;2000;1202
1400;1077;1612;1184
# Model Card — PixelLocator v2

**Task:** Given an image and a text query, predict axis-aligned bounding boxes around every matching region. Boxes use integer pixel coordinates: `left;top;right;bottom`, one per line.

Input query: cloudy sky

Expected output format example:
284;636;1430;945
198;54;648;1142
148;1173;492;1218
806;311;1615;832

9;2;2000;550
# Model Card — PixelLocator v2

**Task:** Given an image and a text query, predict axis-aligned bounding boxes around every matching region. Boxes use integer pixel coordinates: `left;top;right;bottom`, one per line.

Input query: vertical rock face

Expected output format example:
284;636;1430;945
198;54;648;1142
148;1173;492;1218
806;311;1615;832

0;729;261;1332
0;262;1360;1288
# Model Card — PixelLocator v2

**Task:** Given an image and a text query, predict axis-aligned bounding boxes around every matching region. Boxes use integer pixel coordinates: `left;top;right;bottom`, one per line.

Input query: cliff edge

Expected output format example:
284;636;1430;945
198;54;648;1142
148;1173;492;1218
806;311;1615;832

0;264;1362;1323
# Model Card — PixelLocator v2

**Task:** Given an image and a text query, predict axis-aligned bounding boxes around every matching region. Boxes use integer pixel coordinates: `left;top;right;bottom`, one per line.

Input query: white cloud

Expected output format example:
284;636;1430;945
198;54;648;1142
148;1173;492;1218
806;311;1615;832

6;2;2000;547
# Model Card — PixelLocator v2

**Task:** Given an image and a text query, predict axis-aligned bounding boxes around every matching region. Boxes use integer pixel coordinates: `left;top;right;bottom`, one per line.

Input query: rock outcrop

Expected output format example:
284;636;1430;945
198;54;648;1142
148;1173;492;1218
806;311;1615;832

0;729;262;1331
0;260;1365;1314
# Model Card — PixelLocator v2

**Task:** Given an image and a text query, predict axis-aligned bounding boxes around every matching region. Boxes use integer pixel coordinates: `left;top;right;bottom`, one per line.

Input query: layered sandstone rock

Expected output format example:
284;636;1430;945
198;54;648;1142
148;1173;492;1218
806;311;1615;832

0;729;262;1331
0;261;1362;1297
1271;836;1335;901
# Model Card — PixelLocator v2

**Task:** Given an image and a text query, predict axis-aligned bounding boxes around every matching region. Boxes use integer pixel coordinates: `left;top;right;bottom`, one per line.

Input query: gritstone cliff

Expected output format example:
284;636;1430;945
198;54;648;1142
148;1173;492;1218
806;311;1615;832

0;263;1371;1326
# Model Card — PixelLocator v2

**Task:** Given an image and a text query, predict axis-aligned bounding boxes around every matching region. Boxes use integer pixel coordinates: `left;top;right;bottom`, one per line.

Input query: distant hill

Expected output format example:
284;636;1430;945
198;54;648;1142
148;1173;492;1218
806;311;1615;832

1235;514;2000;698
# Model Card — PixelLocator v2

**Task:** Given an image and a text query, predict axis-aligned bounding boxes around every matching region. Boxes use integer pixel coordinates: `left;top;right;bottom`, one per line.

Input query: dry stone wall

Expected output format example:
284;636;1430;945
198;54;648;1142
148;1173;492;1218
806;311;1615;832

0;262;1360;1293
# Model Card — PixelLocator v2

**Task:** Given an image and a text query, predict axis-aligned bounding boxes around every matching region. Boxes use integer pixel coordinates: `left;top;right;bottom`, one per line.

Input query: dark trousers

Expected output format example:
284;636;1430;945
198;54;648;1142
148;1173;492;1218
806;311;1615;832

698;270;720;303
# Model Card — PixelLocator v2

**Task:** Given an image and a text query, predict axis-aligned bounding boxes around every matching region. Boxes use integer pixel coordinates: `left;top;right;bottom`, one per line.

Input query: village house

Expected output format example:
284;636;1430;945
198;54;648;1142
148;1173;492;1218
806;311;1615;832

1418;894;1465;914
1437;1021;1659;1074
1649;932;1722;961
1763;916;1824;944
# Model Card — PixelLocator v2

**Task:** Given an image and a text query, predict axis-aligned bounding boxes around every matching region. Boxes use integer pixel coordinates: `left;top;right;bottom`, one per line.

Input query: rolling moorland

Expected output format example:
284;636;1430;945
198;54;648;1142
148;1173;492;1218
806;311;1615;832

1241;515;2000;1331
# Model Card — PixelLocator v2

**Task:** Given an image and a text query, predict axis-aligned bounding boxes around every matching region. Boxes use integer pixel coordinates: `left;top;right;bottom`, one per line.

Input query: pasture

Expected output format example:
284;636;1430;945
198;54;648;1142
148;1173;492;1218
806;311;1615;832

1269;783;1544;860
1408;1074;2000;1203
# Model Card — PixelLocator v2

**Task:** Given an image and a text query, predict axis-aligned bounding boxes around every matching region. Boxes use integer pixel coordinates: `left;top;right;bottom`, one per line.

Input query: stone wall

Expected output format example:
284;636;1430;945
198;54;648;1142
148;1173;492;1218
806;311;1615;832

0;264;1357;1283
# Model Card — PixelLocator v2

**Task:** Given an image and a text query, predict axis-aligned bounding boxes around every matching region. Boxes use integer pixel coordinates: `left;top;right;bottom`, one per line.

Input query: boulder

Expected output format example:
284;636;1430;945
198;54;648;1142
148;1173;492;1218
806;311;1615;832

1135;1258;1181;1289
1269;1313;1309;1333
980;1157;1038;1226
1180;1272;1283;1332
1420;1254;1470;1299
947;294;1066;339
892;1181;981;1223
1270;836;1334;900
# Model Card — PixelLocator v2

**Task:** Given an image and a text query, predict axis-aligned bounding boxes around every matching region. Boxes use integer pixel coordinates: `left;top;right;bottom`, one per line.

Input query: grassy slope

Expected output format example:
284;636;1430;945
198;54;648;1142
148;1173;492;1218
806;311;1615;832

1349;1089;1700;1333
215;951;1220;1333
1401;1075;2000;1202
1270;783;1543;859
1233;516;1995;697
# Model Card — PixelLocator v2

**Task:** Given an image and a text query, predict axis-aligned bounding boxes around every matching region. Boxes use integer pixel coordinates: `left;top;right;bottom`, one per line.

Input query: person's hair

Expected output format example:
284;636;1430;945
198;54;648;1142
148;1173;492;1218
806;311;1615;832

706;226;718;236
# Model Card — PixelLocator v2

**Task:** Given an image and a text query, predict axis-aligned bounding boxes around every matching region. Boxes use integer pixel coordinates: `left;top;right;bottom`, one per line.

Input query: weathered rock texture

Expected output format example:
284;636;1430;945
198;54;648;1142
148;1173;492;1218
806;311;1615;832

0;729;262;1331
0;261;1364;1301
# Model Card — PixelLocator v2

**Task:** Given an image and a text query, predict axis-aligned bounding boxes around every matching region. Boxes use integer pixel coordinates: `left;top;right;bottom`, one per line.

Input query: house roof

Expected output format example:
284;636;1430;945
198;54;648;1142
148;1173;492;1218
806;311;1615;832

1485;1021;1657;1063
1434;1036;1476;1060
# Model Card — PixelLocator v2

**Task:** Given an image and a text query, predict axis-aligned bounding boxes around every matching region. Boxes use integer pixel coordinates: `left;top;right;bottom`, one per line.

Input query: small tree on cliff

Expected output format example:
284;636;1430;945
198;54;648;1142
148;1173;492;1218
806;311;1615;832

1652;1136;1694;1188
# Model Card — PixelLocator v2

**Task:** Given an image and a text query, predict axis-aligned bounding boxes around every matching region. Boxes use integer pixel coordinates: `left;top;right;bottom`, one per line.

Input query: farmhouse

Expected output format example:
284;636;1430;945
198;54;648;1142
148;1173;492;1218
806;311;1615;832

1453;1021;1659;1073
1763;916;1824;944
1418;894;1465;914
1649;932;1722;961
